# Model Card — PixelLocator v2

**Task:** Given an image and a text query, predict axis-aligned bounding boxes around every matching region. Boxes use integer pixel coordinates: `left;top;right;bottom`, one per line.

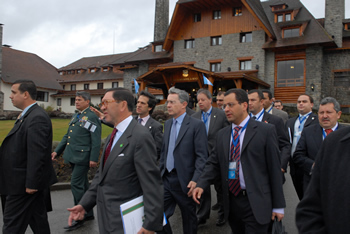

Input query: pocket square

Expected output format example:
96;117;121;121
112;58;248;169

118;153;125;157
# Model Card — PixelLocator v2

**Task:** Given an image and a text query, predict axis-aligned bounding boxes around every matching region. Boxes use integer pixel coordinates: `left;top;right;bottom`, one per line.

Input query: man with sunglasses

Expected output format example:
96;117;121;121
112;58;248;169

52;91;101;231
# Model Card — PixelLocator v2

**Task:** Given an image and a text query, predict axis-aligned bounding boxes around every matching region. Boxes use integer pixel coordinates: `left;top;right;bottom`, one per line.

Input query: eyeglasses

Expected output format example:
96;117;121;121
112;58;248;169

98;100;120;108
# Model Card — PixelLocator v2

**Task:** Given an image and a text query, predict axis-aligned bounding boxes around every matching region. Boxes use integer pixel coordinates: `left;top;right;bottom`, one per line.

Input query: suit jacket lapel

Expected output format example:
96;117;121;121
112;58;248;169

175;114;190;148
223;126;231;173
208;108;217;135
100;120;135;180
5;104;37;139
241;119;257;154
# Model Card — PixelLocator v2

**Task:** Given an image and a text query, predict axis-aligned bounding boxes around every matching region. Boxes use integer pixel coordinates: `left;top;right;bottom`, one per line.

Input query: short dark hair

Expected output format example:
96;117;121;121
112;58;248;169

197;88;212;99
13;80;37;100
298;94;314;104
275;100;283;105
225;88;249;111
139;90;157;114
248;89;264;100
217;91;225;96
76;91;91;102
262;89;273;100
106;88;134;112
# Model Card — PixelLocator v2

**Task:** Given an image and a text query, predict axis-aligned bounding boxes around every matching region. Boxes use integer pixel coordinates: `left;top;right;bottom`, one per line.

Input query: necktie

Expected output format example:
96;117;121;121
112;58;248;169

103;128;118;167
325;129;333;136
204;112;209;133
138;118;143;124
252;116;257;120
166;120;177;172
15;113;22;124
229;126;242;196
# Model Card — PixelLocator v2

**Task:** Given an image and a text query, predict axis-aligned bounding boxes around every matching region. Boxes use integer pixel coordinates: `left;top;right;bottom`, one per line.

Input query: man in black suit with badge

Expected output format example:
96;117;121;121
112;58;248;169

248;89;291;178
0;80;57;233
192;88;229;227
285;94;318;200
193;88;285;234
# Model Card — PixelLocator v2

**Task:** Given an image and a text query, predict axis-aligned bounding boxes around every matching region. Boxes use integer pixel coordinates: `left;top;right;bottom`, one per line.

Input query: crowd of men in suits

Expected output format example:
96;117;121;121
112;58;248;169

0;79;349;233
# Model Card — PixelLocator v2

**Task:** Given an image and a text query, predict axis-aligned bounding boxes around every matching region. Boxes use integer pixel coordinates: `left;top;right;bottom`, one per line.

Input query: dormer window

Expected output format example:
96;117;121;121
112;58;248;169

283;27;301;38
275;12;292;22
271;4;287;12
103;67;109;72
213;10;221;20
154;44;163;52
90;68;96;73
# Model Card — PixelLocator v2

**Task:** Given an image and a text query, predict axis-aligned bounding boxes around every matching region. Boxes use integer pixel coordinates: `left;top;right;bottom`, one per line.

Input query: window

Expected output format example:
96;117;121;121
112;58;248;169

344;23;350;31
213;10;221;19
240;32;252;42
59;71;64;75
97;83;104;89
36;91;49;102
185;39;195;49
277;14;283;22
84;84;90;90
62;85;65;90
285;13;291;21
71;84;76;91
283;28;300;38
57;98;62;106
70;98;75;106
103;67;109;72
154;45;163;52
77;70;81;74
194;13;201;22
210;63;221;72
277;59;304;87
211;36;222;46
240;60;252;70
334;71;350;86
233;7;242;16
112;82;119;88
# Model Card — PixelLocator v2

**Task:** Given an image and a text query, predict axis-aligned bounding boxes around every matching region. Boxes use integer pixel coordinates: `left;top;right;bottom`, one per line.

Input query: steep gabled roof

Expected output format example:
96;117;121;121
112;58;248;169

1;46;62;90
123;45;173;64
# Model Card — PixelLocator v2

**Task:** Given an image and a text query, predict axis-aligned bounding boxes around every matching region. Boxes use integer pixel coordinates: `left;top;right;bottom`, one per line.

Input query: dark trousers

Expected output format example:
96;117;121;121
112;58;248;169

71;163;93;218
228;191;269;234
214;177;225;219
159;171;197;234
3;190;50;234
196;186;211;220
290;161;304;200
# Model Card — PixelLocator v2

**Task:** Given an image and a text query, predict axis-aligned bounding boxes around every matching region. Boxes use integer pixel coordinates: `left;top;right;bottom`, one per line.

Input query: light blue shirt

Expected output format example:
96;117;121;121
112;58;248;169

173;112;186;138
21;103;37;117
111;115;133;150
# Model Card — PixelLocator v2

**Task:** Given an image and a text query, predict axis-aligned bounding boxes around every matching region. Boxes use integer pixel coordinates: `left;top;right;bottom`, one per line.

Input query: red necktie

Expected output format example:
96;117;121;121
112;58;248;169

103;128;118;167
325;129;333;136
229;126;242;196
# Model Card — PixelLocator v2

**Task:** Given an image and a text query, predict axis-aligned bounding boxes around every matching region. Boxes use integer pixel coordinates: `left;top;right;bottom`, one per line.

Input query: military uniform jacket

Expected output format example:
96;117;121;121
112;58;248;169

55;108;101;165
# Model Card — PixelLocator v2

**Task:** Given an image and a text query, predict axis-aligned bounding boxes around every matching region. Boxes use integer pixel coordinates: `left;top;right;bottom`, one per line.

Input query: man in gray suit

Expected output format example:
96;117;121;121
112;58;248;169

192;88;229;226
67;88;164;234
136;90;163;160
193;89;285;233
159;87;208;234
262;90;288;123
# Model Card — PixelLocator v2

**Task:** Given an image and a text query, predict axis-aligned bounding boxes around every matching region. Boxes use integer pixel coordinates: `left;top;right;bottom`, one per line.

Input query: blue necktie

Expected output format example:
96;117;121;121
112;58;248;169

229;126;242;196
166;120;177;172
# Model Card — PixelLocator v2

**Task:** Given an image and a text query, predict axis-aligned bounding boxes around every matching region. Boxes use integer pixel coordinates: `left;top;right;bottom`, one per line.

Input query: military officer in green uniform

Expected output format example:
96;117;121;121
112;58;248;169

52;91;101;230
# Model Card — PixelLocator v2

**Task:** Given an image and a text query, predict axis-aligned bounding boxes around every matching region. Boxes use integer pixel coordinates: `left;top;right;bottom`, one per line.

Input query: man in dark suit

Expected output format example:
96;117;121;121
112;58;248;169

192;88;229;226
67;88;164;233
52;91;101;230
159;87;208;234
296;127;350;233
293;97;345;192
193;88;285;234
286;94;318;200
216;91;225;110
262;90;288;124
248;89;291;176
0;80;57;233
135;90;163;160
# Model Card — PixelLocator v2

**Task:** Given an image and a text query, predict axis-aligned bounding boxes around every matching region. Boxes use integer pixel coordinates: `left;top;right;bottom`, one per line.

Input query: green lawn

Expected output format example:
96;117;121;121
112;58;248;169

0;119;112;145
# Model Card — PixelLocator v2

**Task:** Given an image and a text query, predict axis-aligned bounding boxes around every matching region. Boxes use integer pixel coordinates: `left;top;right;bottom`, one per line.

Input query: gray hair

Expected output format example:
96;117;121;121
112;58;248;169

319;97;340;112
168;87;189;103
197;88;212;99
76;91;91;102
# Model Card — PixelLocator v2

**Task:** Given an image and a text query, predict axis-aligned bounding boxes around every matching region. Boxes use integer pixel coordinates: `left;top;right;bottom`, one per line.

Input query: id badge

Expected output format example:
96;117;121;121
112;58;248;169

228;161;237;179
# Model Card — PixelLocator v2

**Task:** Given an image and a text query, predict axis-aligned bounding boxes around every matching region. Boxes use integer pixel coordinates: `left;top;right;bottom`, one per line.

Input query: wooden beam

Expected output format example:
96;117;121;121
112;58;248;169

234;79;243;89
162;73;170;90
196;72;203;89
208;76;214;94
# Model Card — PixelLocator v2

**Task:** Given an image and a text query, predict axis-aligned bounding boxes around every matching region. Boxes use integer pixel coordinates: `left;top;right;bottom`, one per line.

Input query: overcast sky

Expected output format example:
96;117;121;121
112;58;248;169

1;0;349;69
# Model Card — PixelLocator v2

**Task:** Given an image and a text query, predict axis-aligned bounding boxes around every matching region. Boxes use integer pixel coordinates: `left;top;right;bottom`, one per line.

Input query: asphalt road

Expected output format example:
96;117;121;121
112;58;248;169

0;171;299;234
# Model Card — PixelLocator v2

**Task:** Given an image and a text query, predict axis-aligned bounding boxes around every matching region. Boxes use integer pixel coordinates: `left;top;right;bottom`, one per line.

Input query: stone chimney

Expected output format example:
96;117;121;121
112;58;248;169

154;0;169;42
325;0;344;48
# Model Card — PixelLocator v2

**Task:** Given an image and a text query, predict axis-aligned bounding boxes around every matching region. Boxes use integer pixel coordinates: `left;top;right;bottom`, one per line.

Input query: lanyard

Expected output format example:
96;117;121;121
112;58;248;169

250;109;264;121
322;125;338;139
202;109;212;126
231;119;249;148
267;106;273;114
298;113;311;129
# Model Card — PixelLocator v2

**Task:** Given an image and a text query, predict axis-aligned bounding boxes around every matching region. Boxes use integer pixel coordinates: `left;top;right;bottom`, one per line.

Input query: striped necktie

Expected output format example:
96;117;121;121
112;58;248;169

229;126;242;196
